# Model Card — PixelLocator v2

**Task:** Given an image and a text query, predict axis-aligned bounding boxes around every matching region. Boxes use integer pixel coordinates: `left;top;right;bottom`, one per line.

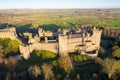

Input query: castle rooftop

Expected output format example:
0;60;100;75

70;34;83;38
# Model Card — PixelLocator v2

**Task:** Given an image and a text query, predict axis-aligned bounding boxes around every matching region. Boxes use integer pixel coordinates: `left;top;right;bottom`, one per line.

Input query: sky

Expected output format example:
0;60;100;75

0;0;120;9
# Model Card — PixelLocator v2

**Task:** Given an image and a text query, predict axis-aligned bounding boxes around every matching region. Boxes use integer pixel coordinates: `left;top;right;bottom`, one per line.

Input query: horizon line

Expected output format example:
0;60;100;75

0;7;120;10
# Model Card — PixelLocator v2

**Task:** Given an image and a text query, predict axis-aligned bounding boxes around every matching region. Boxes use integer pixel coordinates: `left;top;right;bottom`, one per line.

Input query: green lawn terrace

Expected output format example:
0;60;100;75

0;38;19;57
17;50;58;71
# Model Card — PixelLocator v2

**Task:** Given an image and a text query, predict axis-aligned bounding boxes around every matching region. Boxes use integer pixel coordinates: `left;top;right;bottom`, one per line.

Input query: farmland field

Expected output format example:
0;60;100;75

0;9;120;29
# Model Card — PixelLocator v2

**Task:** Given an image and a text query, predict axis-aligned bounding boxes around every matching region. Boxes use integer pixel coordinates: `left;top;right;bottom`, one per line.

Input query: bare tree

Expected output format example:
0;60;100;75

112;48;120;58
42;63;54;80
102;58;120;79
5;56;18;71
58;56;73;72
28;65;41;78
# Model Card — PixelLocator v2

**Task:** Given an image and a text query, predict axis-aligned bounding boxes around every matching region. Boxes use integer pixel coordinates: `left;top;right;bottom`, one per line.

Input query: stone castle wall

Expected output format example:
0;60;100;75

0;27;17;39
33;43;58;53
20;43;58;59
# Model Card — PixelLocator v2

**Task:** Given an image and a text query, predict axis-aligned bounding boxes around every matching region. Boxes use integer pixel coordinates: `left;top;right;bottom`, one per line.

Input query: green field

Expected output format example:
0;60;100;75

22;15;120;28
110;27;120;31
1;9;120;29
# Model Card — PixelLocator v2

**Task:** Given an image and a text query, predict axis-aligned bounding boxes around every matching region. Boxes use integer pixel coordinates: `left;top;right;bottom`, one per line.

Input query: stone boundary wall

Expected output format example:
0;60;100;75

33;43;58;53
20;42;58;59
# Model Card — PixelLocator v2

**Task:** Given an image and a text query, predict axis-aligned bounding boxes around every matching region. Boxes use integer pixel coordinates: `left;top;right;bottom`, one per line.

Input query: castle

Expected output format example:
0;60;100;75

0;25;102;60
19;26;102;59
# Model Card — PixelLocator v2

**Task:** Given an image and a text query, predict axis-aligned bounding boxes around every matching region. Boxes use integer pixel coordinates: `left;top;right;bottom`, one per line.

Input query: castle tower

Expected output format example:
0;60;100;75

19;44;34;60
58;34;68;56
38;28;43;37
45;36;48;43
10;27;17;38
63;29;68;35
92;27;102;49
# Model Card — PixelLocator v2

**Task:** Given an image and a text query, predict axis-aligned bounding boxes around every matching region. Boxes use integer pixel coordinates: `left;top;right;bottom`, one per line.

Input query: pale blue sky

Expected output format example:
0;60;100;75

0;0;120;9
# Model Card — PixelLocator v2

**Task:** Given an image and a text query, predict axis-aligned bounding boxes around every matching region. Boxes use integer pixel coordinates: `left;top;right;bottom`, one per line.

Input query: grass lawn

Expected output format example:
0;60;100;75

71;54;91;63
0;38;20;57
17;50;59;72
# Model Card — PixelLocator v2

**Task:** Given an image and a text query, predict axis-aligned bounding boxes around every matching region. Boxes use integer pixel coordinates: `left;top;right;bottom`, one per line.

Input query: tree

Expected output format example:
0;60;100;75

99;47;106;54
0;46;5;66
76;74;81;80
0;56;4;64
58;56;73;72
102;58;120;79
112;48;120;58
28;65;41;78
42;63;54;80
5;56;18;71
92;73;98;80
112;46;119;51
0;45;4;57
5;71;11;80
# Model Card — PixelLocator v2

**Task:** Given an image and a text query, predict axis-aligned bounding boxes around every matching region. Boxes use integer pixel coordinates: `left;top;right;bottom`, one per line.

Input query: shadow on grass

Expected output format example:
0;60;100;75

17;50;59;72
39;24;61;32
16;23;37;33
